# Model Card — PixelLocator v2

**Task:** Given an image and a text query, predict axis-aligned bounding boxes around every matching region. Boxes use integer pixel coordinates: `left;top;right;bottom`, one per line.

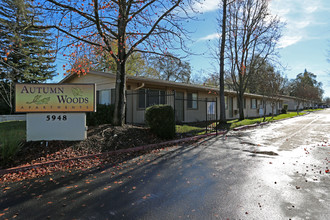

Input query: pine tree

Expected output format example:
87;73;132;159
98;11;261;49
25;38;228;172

0;0;55;113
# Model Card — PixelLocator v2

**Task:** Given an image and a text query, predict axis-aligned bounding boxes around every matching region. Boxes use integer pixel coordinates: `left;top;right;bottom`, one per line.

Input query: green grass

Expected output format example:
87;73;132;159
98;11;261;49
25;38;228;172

176;124;206;135
302;108;323;112
0;121;26;163
228;112;306;129
176;111;307;135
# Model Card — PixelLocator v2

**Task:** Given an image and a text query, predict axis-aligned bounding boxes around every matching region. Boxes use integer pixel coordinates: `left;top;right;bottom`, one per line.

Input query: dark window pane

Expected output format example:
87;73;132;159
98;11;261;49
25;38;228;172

187;93;192;108
96;91;100;105
111;89;116;104
160;91;166;104
147;90;159;107
138;89;145;108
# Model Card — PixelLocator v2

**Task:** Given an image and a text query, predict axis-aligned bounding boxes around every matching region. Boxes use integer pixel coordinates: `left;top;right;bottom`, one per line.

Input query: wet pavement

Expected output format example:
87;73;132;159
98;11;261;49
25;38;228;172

1;109;330;219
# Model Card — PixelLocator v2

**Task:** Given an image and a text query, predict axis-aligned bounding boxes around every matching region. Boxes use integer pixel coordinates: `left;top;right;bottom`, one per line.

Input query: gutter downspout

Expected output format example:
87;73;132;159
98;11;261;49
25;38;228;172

134;83;145;90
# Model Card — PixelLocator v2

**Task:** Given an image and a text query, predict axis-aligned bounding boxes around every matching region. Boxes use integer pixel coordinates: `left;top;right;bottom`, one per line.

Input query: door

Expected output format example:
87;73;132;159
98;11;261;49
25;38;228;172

175;92;184;122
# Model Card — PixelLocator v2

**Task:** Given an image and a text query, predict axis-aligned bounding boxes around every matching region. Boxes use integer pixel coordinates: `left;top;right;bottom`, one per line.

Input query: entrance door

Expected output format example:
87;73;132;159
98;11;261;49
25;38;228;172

228;97;233;118
175;92;184;122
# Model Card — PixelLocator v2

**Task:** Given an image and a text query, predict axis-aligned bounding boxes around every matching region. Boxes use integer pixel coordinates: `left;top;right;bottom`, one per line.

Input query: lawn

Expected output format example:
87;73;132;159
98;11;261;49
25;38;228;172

227;111;306;129
0;121;26;163
176;111;307;133
175;124;205;136
302;108;323;112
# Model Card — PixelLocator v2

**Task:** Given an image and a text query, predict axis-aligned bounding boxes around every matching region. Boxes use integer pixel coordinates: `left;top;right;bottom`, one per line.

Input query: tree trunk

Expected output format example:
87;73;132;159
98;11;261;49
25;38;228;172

219;0;227;124
238;92;245;120
113;60;127;126
113;4;127;126
263;99;266;121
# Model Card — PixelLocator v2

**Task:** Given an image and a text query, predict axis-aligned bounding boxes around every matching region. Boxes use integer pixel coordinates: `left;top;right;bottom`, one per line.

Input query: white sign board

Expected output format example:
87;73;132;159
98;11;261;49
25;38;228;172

27;113;87;141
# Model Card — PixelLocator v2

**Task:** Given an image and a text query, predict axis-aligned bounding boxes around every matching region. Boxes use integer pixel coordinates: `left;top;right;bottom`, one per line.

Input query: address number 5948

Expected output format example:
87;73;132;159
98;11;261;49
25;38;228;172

46;115;67;121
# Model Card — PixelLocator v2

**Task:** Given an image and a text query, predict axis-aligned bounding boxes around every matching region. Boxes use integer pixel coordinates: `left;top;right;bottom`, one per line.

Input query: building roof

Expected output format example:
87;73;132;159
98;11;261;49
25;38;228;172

60;70;286;100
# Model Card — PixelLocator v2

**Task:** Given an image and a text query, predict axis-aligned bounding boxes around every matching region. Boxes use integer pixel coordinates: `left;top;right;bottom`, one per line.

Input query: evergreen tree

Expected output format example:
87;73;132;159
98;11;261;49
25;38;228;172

0;0;55;113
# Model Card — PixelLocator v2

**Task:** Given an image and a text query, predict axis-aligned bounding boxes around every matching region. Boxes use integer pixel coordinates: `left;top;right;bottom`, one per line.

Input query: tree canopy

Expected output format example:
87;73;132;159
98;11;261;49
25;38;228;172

0;0;55;113
289;69;324;104
34;0;196;125
223;0;283;120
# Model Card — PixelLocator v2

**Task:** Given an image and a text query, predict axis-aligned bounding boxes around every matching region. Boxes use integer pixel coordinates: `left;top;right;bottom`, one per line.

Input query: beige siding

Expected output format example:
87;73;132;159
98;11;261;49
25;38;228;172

66;74;116;91
63;72;287;124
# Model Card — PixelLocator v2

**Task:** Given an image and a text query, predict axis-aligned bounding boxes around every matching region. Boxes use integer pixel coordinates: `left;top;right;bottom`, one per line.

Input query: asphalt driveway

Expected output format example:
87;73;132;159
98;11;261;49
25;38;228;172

1;109;329;219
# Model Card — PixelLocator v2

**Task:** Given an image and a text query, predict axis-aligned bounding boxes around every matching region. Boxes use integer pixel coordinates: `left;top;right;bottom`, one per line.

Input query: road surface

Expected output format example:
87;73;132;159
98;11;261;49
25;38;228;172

1;109;330;219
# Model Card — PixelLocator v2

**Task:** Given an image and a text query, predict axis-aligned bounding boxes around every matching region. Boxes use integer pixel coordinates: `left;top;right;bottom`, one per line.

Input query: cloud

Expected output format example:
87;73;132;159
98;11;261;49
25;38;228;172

198;33;221;41
277;36;303;48
192;0;221;13
269;0;323;48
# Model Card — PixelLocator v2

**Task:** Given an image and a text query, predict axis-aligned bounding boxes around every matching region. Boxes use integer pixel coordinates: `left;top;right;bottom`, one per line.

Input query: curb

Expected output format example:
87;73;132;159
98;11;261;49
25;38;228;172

0;131;225;176
233;122;269;131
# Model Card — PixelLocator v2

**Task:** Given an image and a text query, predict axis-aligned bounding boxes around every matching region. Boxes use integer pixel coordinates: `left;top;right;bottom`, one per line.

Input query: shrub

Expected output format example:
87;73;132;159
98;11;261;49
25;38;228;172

145;105;175;139
281;104;288;114
87;104;114;126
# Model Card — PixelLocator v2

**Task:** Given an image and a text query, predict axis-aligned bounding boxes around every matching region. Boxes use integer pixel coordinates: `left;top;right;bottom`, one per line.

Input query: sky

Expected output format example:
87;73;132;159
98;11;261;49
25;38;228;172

185;0;330;98
52;0;330;98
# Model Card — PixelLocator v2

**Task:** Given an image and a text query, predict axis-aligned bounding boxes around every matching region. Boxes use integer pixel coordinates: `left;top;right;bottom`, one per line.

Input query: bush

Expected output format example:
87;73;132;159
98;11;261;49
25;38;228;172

87;104;114;126
281;104;288;114
145;105;175;139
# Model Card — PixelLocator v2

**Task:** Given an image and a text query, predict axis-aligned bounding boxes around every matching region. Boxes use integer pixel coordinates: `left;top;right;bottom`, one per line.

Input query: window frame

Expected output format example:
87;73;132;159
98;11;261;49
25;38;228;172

97;89;111;105
251;98;257;109
138;89;166;109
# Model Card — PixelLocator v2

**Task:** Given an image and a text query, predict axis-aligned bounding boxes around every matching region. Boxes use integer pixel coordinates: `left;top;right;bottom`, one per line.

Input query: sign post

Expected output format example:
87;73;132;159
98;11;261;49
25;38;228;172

15;83;96;141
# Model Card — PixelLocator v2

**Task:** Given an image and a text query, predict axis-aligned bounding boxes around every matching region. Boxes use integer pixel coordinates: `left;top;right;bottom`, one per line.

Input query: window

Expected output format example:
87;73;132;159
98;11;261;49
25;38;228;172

251;98;257;109
207;102;216;114
138;89;166;109
187;92;198;109
97;89;115;105
138;89;146;109
279;101;282;109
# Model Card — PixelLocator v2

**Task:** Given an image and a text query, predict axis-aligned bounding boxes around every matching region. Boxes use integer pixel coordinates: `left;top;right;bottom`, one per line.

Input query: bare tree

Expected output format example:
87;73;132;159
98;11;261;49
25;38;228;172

216;0;236;124
34;0;197;125
149;55;191;83
225;0;282;120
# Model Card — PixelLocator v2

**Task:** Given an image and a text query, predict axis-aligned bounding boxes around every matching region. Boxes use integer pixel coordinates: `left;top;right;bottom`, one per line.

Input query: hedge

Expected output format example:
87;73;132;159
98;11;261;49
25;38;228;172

87;104;114;126
145;105;175;139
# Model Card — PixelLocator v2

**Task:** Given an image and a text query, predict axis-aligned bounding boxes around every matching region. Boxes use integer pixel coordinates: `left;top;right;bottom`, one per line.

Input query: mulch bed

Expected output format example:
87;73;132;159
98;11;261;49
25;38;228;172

0;124;163;170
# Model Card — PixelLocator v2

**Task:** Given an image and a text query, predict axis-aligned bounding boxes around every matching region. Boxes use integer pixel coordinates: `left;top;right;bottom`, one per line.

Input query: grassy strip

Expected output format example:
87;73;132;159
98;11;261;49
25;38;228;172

228;112;306;129
302;108;323;112
176;111;307;134
0;121;26;163
176;124;205;135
